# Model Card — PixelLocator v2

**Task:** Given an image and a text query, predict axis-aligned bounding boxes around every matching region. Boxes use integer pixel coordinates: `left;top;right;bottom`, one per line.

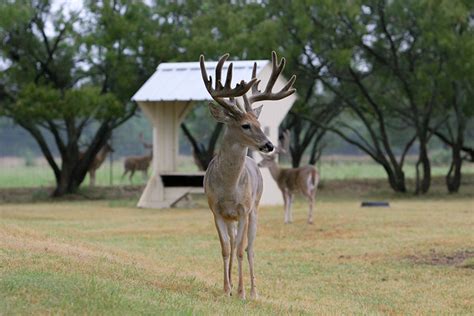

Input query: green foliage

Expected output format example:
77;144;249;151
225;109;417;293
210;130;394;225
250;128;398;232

0;0;182;195
0;0;472;194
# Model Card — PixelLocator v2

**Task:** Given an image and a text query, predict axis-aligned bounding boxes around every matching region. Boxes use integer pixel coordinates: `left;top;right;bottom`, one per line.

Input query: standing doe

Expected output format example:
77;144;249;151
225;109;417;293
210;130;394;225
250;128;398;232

81;143;114;187
258;130;320;224
200;52;296;299
122;134;153;183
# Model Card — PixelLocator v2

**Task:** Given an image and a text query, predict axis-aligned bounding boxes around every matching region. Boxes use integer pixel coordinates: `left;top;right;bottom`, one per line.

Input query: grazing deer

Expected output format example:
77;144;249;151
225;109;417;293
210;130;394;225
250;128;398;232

200;52;296;299
258;130;320;224
122;134;153;183
122;152;152;183
81;143;114;187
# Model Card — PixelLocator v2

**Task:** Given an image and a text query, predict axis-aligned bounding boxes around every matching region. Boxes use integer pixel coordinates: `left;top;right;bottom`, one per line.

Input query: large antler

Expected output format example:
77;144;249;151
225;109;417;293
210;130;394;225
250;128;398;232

200;53;257;117
243;51;296;112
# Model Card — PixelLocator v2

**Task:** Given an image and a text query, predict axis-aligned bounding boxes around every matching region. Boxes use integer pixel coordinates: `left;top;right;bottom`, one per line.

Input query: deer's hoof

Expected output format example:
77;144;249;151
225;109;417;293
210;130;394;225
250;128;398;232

308;220;314;225
238;289;246;300
250;289;258;300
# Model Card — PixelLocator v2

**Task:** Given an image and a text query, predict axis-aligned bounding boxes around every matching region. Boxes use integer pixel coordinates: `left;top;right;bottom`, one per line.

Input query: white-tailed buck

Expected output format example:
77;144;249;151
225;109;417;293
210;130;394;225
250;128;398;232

122;134;153;183
258;130;319;224
200;51;296;299
81;143;114;187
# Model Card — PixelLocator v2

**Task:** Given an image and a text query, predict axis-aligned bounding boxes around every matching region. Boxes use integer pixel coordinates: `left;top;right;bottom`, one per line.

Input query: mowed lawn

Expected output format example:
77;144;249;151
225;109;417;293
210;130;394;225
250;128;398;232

0;197;473;314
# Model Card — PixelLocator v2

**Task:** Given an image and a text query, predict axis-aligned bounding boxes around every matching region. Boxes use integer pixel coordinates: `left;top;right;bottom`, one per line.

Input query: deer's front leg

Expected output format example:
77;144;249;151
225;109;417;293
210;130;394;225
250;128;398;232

247;210;258;299
287;193;294;223
214;215;232;296
90;170;96;187
236;215;249;299
226;222;236;292
282;190;290;224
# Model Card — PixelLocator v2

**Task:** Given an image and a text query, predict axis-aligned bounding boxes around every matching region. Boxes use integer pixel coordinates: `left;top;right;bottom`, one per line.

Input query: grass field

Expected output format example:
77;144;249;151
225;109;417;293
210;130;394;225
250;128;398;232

1;192;473;314
1;156;474;188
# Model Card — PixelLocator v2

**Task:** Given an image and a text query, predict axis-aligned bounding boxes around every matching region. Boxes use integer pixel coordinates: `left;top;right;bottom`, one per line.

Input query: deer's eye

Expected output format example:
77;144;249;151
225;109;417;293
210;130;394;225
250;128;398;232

241;124;251;130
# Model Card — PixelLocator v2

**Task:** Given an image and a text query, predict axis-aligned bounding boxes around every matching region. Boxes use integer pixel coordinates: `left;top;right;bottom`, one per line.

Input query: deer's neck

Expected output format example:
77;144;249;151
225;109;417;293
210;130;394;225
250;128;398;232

267;161;281;181
96;148;108;163
214;128;248;188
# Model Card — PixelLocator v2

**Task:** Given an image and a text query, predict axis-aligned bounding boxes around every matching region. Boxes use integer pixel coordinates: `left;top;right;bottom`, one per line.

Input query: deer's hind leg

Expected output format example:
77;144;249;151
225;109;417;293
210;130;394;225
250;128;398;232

303;187;317;224
214;215;232;296
247;209;258;299
129;170;135;184
121;169;128;180
287;193;294;223
89;170;96;187
306;192;315;224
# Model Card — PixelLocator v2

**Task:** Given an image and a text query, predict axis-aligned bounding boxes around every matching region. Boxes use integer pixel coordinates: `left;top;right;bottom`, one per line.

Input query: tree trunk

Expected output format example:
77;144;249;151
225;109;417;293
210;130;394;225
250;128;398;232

52;160;81;196
383;164;407;193
181;123;223;171
446;144;462;193
290;148;304;168
308;132;325;165
414;137;431;194
52;127;111;197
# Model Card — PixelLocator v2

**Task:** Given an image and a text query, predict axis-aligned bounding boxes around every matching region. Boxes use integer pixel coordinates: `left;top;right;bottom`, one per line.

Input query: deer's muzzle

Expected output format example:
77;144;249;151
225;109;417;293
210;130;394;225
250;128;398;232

259;142;274;154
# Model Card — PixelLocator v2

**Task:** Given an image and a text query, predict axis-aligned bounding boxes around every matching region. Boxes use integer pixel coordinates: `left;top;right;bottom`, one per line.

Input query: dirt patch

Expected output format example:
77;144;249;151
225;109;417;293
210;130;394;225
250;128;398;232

406;249;474;268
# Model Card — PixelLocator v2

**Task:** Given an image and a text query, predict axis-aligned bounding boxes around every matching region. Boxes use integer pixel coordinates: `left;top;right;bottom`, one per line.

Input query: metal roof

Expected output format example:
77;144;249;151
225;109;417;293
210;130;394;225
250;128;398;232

132;59;269;102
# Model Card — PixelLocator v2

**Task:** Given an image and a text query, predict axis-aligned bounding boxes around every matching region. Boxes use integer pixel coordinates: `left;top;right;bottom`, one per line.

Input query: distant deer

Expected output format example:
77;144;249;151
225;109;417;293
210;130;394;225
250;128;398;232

258;130;320;224
200;52;296;299
122;133;153;183
81;143;114;187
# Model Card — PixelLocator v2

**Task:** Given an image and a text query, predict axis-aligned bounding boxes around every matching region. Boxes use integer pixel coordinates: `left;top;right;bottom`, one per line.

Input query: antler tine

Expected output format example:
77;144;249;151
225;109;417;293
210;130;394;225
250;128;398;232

248;51;296;105
265;51;285;93
215;53;229;90
242;94;252;112
251;62;261;95
224;62;233;89
200;53;259;116
199;55;213;95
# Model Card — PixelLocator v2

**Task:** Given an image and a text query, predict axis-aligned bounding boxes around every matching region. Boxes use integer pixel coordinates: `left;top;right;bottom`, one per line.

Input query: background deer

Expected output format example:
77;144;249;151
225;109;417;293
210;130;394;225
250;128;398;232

200;51;295;299
80;143;114;187
122;134;153;183
258;130;320;224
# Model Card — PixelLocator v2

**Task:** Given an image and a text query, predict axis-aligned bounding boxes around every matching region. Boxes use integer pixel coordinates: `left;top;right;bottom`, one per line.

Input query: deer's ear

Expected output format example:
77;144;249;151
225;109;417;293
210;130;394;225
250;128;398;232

208;102;231;123
253;105;263;119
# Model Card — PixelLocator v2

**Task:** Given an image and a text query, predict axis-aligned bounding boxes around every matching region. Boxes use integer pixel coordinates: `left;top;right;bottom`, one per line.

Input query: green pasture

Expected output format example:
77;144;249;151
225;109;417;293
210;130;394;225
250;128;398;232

1;189;473;314
1;157;473;188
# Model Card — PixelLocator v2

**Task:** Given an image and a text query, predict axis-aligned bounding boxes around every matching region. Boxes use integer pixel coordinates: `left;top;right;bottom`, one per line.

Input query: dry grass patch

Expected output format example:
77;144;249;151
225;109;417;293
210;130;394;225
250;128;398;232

406;249;474;268
1;198;473;314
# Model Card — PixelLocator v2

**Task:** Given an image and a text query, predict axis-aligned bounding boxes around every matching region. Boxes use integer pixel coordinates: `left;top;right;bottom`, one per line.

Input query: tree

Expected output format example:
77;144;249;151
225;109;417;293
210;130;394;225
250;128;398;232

270;0;471;193
0;1;176;196
180;104;223;171
269;0;413;192
167;0;284;170
428;1;474;192
282;100;341;167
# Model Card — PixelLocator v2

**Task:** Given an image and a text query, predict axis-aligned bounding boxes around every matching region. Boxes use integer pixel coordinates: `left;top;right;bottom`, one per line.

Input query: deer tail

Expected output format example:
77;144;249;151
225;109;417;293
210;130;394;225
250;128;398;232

310;168;320;191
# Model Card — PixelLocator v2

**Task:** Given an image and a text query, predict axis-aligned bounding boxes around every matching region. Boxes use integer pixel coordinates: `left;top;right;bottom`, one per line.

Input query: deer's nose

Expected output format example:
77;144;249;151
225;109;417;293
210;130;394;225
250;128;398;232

259;142;274;153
